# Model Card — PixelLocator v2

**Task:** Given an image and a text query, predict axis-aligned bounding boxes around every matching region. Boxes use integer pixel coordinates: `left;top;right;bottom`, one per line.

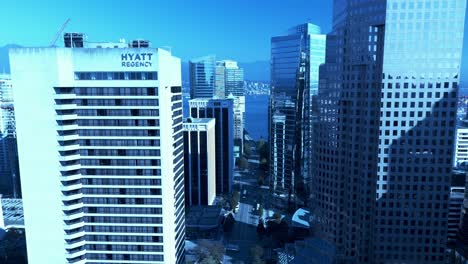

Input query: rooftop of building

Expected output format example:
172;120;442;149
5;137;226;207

2;198;24;228
189;97;234;102
287;22;322;35
62;32;152;49
185;206;223;230
292;208;312;229
283;237;336;264
189;55;216;63
184;118;215;124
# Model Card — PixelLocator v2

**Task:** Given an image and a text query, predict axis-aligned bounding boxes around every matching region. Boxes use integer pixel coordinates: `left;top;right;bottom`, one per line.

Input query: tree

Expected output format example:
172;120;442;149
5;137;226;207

257;175;264;186
223;213;236;234
251;245;265;264
0;229;27;264
244;141;252;157
238;157;249;170
230;198;239;211
449;250;457;264
230;191;240;211
195;240;225;264
257;140;269;161
272;212;282;224
232;191;240;202
199;256;218;264
257;204;264;217
257;219;266;238
266;219;290;247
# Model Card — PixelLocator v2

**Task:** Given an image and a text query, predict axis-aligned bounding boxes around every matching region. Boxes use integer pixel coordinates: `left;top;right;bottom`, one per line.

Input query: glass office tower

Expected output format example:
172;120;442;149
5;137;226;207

269;23;325;200
189;98;234;195
189;55;216;99
314;0;466;263
216;60;245;156
218;60;244;97
0;75;20;198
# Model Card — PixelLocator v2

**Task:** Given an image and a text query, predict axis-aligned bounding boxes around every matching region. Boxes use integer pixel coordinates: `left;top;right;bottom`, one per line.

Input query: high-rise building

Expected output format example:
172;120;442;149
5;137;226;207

215;64;225;98
183;118;216;206
269;23;325;197
271;112;286;191
270;96;295;192
9;36;185;264
216;60;245;155
448;187;464;242
314;0;466;263
0;75;20;198
228;94;245;155
189;98;234;195
455;127;468;167
189;55;216;99
0;74;16;137
217;60;244;97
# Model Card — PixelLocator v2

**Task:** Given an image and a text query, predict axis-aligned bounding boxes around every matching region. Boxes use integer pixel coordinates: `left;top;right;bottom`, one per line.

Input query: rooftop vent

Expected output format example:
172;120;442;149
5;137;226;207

130;39;150;48
64;33;84;48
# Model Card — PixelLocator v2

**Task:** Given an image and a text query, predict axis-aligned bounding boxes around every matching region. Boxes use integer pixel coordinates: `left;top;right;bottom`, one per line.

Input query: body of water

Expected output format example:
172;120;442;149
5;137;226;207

245;94;269;141
183;93;269;141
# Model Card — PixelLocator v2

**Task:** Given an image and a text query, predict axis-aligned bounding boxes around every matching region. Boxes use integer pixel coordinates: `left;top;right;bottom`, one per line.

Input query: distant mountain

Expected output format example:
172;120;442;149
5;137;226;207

1;46;269;83
0;44;22;73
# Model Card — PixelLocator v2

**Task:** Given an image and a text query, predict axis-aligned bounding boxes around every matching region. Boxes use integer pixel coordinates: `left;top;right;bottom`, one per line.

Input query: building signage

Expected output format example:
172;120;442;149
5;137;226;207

121;53;153;67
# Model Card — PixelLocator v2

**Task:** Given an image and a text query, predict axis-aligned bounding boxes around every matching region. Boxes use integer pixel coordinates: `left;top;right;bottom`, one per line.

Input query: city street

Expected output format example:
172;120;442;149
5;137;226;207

224;144;275;263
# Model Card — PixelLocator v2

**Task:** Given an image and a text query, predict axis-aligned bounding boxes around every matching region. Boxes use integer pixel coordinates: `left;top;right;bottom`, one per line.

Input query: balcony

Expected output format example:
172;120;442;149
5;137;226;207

57;134;79;142
56;124;79;131
57;144;80;152
61;192;83;202
63;220;85;231
59;164;81;172
63;211;84;222
65;250;86;261
60;183;82;192
55;114;78;121
64;238;86;249
58;154;81;162
64;230;85;241
62;202;84;212
59;174;82;182
54;93;76;100
55;104;77;110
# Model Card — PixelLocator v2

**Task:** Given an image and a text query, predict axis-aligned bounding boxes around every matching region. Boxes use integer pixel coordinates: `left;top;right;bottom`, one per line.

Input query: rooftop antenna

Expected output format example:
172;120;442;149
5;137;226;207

50;18;71;47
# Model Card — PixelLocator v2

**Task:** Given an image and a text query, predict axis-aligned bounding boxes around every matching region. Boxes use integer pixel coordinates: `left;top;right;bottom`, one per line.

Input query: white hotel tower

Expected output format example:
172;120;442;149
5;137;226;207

9;35;185;264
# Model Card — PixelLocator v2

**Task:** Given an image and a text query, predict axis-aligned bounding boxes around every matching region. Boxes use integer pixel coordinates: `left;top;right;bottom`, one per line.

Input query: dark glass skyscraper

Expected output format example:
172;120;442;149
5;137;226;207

0;75;20;198
189;55;216;99
269;23;325;201
314;0;466;263
189;98;234;195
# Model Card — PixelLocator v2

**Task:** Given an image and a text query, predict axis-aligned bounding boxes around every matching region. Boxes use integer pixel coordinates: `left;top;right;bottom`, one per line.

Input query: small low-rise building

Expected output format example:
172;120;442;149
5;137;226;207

185;206;224;240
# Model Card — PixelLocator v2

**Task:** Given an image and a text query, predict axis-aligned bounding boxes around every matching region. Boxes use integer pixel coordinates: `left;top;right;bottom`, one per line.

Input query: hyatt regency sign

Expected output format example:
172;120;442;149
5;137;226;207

121;53;153;67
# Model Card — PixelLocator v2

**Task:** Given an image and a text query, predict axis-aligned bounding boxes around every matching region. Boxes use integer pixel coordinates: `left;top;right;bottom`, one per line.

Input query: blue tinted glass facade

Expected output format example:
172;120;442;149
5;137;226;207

314;0;467;263
189;56;216;99
269;23;325;198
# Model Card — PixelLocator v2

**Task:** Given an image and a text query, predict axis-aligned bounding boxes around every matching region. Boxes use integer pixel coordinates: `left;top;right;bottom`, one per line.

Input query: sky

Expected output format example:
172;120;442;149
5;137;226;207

1;0;468;81
0;0;332;62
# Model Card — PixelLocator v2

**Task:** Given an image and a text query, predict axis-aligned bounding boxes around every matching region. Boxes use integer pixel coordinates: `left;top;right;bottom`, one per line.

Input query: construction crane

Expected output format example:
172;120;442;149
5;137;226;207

50;18;71;47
